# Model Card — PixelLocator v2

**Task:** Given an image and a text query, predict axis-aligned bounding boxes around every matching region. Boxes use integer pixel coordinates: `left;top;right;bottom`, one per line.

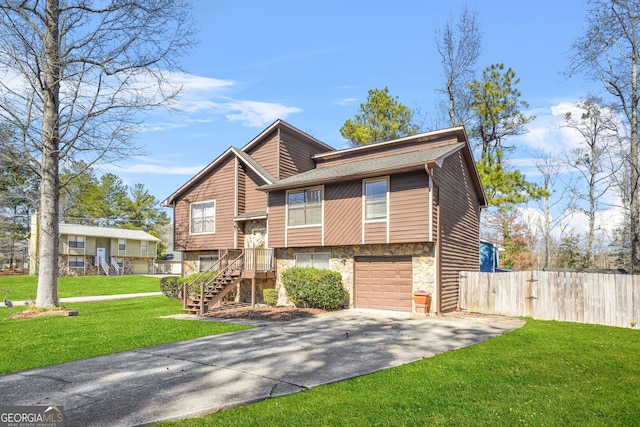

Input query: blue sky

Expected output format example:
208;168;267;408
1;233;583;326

110;0;617;235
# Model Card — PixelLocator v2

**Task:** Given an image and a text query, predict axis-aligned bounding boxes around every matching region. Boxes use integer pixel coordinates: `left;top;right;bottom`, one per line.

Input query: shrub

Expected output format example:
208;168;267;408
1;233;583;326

159;276;183;300
263;288;279;306
281;267;345;309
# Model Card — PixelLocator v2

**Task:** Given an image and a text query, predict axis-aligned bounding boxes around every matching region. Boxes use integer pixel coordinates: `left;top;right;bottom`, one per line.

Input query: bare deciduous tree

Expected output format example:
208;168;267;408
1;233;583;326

434;5;482;128
568;0;640;272
561;98;620;267
0;0;196;307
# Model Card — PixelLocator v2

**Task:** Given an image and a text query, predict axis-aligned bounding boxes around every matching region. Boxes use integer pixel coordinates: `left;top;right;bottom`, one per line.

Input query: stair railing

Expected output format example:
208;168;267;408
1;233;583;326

110;257;121;275
100;259;110;275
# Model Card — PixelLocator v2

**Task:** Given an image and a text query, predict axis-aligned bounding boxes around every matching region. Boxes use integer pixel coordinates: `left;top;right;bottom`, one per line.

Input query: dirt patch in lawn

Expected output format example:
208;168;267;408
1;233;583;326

6;308;79;320
205;305;328;322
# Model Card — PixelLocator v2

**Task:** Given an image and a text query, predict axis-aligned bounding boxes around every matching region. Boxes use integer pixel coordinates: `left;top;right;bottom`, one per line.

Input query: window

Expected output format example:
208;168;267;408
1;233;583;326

118;239;126;251
191;201;216;234
69;257;84;267
199;254;219;272
68;235;84;249
364;178;388;221
295;253;331;269
287;188;322;226
141;241;148;254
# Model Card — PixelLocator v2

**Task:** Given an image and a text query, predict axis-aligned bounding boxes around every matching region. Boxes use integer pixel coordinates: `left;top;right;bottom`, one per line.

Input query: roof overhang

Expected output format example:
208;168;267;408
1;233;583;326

162;147;274;207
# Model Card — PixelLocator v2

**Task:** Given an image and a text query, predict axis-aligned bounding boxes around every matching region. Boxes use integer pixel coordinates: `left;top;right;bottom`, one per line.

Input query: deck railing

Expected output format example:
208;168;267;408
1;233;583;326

243;248;275;272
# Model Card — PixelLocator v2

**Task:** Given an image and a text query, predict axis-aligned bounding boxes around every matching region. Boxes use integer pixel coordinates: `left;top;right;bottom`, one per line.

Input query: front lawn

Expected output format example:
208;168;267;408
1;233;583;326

0;296;250;374
159;319;640;427
0;274;163;300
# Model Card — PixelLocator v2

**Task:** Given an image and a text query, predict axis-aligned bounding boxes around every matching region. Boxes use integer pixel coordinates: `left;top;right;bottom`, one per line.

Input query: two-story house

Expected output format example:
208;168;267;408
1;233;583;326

163;120;486;315
29;215;160;276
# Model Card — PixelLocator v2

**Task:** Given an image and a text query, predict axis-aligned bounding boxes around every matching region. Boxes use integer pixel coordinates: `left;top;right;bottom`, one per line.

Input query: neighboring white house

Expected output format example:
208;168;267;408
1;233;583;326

29;215;160;276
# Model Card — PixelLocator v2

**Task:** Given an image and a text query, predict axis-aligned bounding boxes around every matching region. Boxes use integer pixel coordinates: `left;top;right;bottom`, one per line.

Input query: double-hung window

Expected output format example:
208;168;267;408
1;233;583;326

295;253;331;269
69;256;84;267
191;200;216;234
364;178;388;221
69;235;84;249
287;188;322;227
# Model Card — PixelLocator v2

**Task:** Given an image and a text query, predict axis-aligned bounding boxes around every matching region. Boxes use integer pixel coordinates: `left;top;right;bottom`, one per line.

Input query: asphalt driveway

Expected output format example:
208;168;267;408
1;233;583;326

0;309;524;426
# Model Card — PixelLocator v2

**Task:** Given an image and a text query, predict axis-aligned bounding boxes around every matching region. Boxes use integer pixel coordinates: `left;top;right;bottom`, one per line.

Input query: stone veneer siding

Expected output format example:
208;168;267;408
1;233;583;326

57;256;139;276
182;251;218;276
275;243;435;309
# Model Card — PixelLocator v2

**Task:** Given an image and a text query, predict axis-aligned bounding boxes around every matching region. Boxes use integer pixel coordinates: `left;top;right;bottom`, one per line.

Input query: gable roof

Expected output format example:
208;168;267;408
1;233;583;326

59;223;160;241
241;119;334;153
258;142;465;191
257;126;486;208
162;120;331;207
162;147;274;206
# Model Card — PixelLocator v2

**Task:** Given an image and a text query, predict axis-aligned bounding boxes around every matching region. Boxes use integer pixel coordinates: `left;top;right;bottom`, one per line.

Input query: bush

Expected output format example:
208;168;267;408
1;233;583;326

263;288;279;306
159;276;183;300
281;267;345;309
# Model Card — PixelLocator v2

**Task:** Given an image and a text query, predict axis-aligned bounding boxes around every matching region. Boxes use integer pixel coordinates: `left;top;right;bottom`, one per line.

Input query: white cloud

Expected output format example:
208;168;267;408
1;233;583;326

222;100;302;127
334;97;358;106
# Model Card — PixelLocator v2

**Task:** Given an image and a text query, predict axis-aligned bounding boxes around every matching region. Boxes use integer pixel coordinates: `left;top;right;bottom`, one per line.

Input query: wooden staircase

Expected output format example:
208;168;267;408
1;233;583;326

183;250;244;315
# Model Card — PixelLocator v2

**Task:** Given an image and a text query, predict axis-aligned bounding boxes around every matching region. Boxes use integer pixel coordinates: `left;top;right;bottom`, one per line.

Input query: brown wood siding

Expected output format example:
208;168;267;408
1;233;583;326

244;166;268;213
389;171;431;243
434;151;481;313
246;131;279;178
287;226;322;247
315;136;459;168
324;181;362;246
267;191;286;247
364;221;387;244
173;158;237;251
279;128;325;178
237;161;245;215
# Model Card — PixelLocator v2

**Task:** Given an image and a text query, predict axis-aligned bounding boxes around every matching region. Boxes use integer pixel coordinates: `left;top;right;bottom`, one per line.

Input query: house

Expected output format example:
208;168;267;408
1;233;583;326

480;240;502;272
29;215;160;276
163;120;486;314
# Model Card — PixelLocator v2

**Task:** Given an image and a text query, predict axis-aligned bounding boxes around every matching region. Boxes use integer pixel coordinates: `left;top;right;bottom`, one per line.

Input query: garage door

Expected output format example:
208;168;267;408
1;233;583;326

133;259;149;274
354;256;412;311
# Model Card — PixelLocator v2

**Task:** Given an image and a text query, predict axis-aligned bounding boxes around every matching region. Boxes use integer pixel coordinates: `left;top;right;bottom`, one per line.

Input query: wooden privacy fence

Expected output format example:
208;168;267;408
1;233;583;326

458;271;640;329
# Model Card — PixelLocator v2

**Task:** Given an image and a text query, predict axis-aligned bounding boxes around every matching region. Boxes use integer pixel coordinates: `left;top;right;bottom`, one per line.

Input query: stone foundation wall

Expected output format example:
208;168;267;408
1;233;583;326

56;255;140;276
238;278;276;304
275;243;435;308
182;251;218;277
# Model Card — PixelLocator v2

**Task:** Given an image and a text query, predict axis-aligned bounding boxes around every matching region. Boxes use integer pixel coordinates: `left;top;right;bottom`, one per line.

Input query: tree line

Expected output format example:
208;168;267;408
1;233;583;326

339;2;640;274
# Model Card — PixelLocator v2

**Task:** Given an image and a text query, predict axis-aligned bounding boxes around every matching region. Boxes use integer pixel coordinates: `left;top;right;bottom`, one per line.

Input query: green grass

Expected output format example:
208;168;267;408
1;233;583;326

158;319;640;427
0;274;163;300
0;296;250;374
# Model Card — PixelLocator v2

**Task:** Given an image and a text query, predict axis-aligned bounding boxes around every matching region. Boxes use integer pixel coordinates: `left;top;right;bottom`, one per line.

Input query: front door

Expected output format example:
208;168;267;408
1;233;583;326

96;248;106;266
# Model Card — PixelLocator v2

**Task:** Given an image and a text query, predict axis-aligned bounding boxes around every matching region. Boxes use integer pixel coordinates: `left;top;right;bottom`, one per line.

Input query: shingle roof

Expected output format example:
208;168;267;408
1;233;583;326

258;142;465;191
59;224;160;241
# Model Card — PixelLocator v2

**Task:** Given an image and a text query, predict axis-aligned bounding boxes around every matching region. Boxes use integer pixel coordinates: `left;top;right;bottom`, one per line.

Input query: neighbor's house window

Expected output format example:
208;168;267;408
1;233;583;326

287;188;322;226
364;178;388;221
68;235;85;249
118;239;126;251
199;254;219;272
69;256;84;267
191;200;216;234
295;253;331;269
141;241;148;255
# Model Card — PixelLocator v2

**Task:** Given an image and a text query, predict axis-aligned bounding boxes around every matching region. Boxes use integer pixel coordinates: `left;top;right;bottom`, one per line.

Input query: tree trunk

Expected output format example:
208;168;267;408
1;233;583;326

35;0;61;308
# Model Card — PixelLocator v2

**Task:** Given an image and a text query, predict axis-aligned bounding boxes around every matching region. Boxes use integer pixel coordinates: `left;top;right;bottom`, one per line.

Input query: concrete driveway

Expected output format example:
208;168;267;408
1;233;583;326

0;310;524;426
